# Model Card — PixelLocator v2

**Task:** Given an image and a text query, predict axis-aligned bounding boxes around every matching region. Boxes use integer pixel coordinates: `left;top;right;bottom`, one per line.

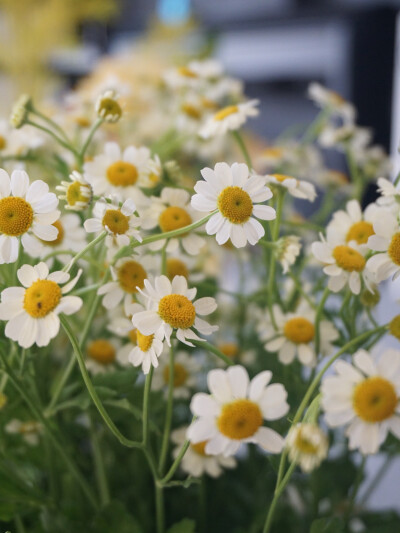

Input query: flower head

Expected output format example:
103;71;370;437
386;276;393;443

56;171;92;211
277;235;302;273
286;423;328;472
308;83;355;122
199;100;259;139
265;174;316;202
152;350;200;398
366;211;400;282
95;89;122;123
10;94;32;128
5;419;42;445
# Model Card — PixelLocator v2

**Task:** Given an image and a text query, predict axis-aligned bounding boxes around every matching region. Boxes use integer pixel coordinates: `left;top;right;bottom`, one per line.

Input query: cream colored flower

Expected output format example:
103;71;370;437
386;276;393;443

265;174;316;202
56;171;92;212
199;100;259;139
95;89;122;123
286;423;328;472
152;350;199;398
308;83;355;122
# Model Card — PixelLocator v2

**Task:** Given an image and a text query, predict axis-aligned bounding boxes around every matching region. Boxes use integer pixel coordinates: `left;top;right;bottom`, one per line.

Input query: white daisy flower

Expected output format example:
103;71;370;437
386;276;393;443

56;171;92;212
319;124;371;152
0;119;44;156
376;177;400;206
128;327;165;375
199;100;259;139
163;60;223;90
264;174;317;202
0;169;60;263
83;142;158;198
308;82;355;122
286;423;328;472
191;162;276;248
131;275;218;347
152;350;200;398
276;235;302;273
259;303;338;367
366;211;400;282
0;262;82;348
95;89;122;123
188;365;289;457
171;426;236;478
321;349;400;454
86;337;124;375
140;187;205;255
5;419;42;446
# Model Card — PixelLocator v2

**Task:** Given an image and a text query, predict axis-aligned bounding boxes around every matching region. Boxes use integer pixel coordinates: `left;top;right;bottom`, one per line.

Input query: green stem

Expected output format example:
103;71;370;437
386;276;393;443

142;366;154;447
89;414;111;506
31;106;70;142
267;191;285;328
158;345;175;476
346;147;363;202
191;340;235;366
155;482;165;533
161;240;168;276
160;439;191;485
26;119;79;157
314;287;330;355
231;130;253;168
63;231;107;272
263;461;297;533
79;118;104;163
344;456;366;524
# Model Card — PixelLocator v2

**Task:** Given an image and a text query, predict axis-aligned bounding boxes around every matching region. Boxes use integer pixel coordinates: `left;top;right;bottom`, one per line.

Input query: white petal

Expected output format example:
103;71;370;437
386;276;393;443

227;365;249;398
254;427;284;453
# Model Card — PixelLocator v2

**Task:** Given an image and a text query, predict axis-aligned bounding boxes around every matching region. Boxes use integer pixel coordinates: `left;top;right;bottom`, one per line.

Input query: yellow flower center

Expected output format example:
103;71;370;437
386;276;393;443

0;135;7;149
74;116;91;128
272;173;293;183
388;233;400;266
217;399;263;440
19;421;40;435
87;339;116;365
218;342;238;359
23;280;62;318
107;161;138;187
214;105;239;121
294;429;319;455
346;221;374;245
98;98;122;120
201;97;218;110
178;66;197;78
332;245;366;272
158;206;192;233
284;317;315;344
181;103;202;120
128;329;137;344
166;258;189;281
389;315;400;341
0;196;33;236
117;260;147;294
66;181;91;207
191;440;208;456
102;208;130;235
158;294;196;329
262;147;283;158
353;377;397;423
163;362;189;387
137;330;154;352
42;220;64;246
217;186;253;224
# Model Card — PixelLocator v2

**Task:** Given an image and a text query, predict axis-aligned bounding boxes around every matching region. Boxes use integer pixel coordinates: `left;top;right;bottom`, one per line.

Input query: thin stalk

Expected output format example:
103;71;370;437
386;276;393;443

63;231;107;272
31;106;70;142
191;339;235;366
158;346;175;475
155;482;165;533
142;366;154;447
89;414;111;506
26;119;79;157
267;190;285;329
159;439;191;486
344;456;366;524
314;287;330;355
231;130;253;168
263;461;297;533
79;118;104;163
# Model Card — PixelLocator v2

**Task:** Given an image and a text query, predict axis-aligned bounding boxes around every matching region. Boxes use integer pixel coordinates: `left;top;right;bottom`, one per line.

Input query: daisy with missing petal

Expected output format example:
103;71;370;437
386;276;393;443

321;349;400;454
286;423;328;472
366;211;400;282
56;171;92;211
265;174;317;202
188;365;289;457
152;350;200;398
191;162;276;248
0;169;60;263
140;187;205;255
199;99;259;139
132;275;218;347
171;426;236;478
259;303;338;367
0;262;82;348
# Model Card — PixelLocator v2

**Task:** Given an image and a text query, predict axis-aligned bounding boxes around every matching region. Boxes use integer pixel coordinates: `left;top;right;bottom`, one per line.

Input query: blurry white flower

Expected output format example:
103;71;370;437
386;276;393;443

308;83;355;122
56;171;92;212
5;419;42;446
265;174;317;202
367;211;400;282
95;89;122;123
199;100;259;139
286;423;328;472
277;236;302;273
152;350;199;398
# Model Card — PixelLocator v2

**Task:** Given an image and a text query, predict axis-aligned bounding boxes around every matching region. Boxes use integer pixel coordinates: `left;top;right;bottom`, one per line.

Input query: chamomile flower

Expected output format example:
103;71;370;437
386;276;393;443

56;171;92;212
141;187;205;255
131;275;218;347
128;327;165;375
86;338;123;374
199;100;259;139
264;174;317;202
366;211;400;282
188;365;289;456
286;423;328;472
95;89;122;123
5;419;42;446
191;162;276;248
84;142;158;198
321;349;400;454
308;83;355;122
276;236;302;273
376;177;400;206
0;262;82;348
0;169;60;263
171;426;236;478
259;303;338;367
152;350;199;398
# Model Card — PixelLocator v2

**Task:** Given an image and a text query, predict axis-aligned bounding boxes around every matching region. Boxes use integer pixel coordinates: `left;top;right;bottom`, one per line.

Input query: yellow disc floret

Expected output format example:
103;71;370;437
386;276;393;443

107;161;138;187
117;261;147;294
346;221;374;245
181;103;202;120
219;342;239;359
284;317;315;344
163;362;189;387
332;245;366;272
102;209;130;235
128;329;137;344
158;294;196;329
87;339;116;365
217;399;263;440
388;233;400;266
272;173;294;183
158;206;192;233
137;330;154;352
0;196;33;236
353;377;397;423
217;186;253;224
389;315;400;341
97;97;122;123
0;135;7;150
214;105;239;121
294;427;319;455
23;280;62;318
191;440;208;456
43;220;64;246
66;181;91;208
166;258;189;281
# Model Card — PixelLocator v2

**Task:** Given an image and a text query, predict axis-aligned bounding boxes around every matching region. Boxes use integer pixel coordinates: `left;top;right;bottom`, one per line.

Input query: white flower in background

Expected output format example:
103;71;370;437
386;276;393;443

319;124;371;152
286;423;328;472
376;177;400;206
56;171;92;211
85;338;124;375
171;426;236;478
308;83;355;122
355;145;391;179
5;419;42;446
141;187;205;255
163;60;223;90
84;197;141;255
321;349;400;454
259;303;338;367
188;365;289;456
265;173;316;202
191;162;275;248
276;236;302;273
152;350;199;398
95;89;122;123
0;120;44;156
366;211;400;282
0;262;82;348
128;328;165;375
132;275;218;346
199;100;259;139
312;234;371;294
0;169;60;263
84;142;158;198
98;254;154;310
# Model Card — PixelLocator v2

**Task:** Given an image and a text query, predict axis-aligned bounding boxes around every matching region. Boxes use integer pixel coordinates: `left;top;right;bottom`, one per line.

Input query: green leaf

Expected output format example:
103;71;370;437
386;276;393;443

310;517;344;533
90;501;143;533
167;518;196;533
